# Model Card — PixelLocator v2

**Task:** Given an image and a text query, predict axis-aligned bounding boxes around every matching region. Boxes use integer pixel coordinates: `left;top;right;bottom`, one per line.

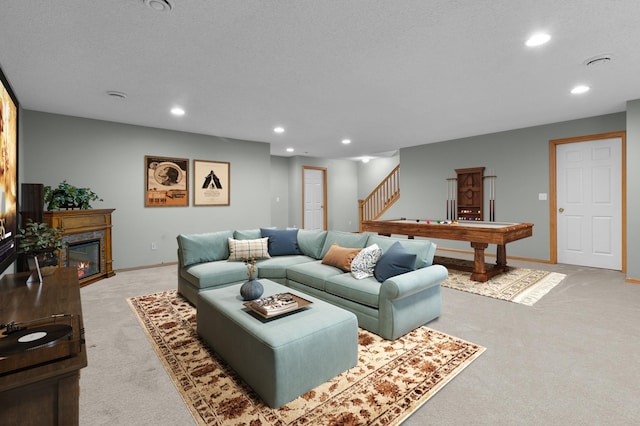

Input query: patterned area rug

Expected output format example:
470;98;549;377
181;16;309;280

128;290;485;425
440;260;566;306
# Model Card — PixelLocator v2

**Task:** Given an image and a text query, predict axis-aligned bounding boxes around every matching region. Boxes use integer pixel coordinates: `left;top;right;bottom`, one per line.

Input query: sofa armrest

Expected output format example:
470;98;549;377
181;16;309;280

379;264;448;301
377;264;447;340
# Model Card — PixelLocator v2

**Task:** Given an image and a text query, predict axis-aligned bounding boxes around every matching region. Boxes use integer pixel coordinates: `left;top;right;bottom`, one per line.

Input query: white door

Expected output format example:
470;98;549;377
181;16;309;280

303;168;325;230
556;137;622;269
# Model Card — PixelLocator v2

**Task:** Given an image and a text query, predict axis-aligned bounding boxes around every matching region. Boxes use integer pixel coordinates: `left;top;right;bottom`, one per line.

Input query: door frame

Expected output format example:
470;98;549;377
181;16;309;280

301;166;327;230
549;131;627;271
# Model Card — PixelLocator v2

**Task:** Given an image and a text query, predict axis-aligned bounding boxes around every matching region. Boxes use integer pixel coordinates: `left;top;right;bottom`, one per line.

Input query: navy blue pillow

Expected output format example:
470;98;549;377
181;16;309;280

260;228;302;256
374;241;417;283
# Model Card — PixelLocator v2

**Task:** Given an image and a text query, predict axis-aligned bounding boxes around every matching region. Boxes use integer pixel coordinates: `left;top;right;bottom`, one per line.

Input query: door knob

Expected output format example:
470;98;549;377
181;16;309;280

559;208;564;213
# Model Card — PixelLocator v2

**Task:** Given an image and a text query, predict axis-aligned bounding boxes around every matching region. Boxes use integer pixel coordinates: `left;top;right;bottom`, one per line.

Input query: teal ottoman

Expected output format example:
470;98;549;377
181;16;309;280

197;279;358;408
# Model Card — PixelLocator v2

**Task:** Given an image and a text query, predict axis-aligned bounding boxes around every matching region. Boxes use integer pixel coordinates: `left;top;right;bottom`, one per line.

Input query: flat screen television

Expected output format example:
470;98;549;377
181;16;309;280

0;65;18;275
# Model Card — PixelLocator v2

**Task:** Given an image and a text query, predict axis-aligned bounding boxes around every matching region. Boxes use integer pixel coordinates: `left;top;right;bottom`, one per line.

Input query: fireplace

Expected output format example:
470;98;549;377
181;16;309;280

45;209;115;286
67;239;101;280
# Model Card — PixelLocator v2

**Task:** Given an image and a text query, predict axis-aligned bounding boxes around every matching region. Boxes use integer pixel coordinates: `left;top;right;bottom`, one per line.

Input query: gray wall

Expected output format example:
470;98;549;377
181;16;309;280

21;111;272;269
357;155;399;199
269;155;290;229
17;106;640;280
626;100;640;280
379;112;628;264
287;156;360;232
19;111;363;270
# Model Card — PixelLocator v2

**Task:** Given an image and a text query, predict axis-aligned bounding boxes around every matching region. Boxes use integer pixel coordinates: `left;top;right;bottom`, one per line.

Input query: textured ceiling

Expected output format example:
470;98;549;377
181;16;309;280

1;1;639;159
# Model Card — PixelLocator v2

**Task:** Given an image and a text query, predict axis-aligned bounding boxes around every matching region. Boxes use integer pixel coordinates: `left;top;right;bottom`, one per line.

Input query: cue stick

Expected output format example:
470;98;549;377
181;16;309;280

489;171;493;221
447;177;451;220
489;169;493;222
490;170;495;221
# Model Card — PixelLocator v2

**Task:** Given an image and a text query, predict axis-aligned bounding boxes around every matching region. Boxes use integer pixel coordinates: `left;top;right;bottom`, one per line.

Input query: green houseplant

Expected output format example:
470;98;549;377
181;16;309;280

44;180;103;210
16;219;64;273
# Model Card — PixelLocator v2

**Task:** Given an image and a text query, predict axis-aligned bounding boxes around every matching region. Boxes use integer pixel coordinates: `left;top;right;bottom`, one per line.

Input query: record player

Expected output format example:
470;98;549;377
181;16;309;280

0;313;84;375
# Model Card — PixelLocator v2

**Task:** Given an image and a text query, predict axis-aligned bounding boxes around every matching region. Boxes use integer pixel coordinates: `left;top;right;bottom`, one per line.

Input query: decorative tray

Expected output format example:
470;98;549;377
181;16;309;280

244;293;312;319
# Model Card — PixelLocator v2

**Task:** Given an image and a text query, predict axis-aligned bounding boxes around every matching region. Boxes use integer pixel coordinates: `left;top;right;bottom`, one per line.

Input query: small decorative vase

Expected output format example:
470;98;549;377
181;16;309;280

240;278;263;301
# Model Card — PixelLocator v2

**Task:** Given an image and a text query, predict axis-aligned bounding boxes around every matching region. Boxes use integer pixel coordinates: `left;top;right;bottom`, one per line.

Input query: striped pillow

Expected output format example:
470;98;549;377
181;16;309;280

228;237;271;261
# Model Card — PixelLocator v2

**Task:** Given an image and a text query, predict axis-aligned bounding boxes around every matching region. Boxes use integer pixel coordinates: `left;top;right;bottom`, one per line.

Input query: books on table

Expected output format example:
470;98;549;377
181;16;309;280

250;293;299;316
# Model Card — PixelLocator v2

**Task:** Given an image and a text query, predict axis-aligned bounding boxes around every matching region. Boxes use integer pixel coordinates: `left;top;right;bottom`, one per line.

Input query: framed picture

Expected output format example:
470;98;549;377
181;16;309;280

193;160;230;206
144;156;189;207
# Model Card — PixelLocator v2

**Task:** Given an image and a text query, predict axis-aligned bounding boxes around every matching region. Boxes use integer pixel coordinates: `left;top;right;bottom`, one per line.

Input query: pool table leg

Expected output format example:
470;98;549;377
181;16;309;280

470;242;509;282
496;244;508;272
470;242;489;282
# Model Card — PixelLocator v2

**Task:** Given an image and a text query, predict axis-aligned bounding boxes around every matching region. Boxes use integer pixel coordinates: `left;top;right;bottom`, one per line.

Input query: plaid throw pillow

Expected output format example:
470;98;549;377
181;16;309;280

227;237;271;261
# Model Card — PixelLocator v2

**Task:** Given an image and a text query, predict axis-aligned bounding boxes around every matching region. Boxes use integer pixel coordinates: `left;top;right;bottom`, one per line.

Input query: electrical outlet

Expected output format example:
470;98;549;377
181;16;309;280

151;242;157;250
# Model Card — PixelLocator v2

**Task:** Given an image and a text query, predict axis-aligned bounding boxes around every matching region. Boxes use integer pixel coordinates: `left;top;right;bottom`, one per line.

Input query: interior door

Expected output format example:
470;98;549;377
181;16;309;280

303;167;326;230
556;137;622;270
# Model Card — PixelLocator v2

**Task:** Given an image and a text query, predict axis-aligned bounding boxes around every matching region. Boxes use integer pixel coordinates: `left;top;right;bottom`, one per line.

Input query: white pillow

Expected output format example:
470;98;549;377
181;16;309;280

350;244;382;280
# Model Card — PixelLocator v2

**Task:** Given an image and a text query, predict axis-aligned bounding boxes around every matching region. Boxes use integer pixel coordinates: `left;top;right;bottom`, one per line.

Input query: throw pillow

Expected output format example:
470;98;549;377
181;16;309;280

351;243;383;279
321;243;362;272
227;237;271;261
374;241;417;283
367;234;436;269
320;230;369;258
233;229;262;240
297;229;328;259
177;230;233;266
260;228;302;256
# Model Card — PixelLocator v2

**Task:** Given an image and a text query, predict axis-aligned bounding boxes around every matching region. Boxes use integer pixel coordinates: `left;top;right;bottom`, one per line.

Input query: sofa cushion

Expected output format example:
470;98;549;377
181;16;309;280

321;243;361;272
286;260;344;291
320;231;369;258
297;230;328;259
234;229;262;240
374;241;417;283
350;244;383;279
181;260;248;289
366;234;436;269
260;228;302;256
228;237;271;261
256;255;315;280
325;274;381;309
177;230;234;266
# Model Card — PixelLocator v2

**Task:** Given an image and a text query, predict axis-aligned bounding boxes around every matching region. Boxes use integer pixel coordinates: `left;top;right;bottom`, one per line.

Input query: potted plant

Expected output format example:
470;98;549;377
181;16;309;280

44;180;103;210
15;219;64;273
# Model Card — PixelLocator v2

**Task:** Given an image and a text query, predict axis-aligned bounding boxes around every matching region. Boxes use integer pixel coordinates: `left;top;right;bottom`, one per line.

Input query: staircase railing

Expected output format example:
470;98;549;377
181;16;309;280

358;165;400;232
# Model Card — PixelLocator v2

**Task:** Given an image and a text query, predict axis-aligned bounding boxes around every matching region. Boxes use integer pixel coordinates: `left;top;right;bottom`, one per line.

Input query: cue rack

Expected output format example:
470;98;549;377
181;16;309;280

445;167;497;222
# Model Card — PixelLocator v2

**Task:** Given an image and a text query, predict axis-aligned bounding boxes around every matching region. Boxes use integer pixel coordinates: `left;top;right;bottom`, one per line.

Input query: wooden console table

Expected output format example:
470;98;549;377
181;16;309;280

0;267;87;425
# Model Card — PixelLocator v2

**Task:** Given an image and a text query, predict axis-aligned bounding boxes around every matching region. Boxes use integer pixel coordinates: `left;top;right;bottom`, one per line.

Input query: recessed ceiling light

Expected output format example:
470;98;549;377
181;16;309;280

274;126;285;133
361;157;370;163
143;0;172;12
570;85;590;94
171;107;185;116
286;148;294;153
342;139;351;145
526;33;551;47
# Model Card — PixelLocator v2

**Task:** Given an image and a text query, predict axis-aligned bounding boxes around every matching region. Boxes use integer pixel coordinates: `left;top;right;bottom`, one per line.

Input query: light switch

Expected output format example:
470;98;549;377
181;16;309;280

538;193;548;201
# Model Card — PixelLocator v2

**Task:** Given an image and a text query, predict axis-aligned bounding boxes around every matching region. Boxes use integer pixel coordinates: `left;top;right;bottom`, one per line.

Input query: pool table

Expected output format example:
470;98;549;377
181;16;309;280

361;219;534;282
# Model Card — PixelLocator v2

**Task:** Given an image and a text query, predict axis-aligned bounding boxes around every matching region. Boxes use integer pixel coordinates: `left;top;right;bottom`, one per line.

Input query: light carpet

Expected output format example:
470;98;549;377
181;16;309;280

128;290;485;426
441;263;566;306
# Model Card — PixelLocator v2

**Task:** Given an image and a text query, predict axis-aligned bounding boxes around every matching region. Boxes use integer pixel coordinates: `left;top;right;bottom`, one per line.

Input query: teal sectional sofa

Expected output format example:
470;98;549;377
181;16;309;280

177;228;448;340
